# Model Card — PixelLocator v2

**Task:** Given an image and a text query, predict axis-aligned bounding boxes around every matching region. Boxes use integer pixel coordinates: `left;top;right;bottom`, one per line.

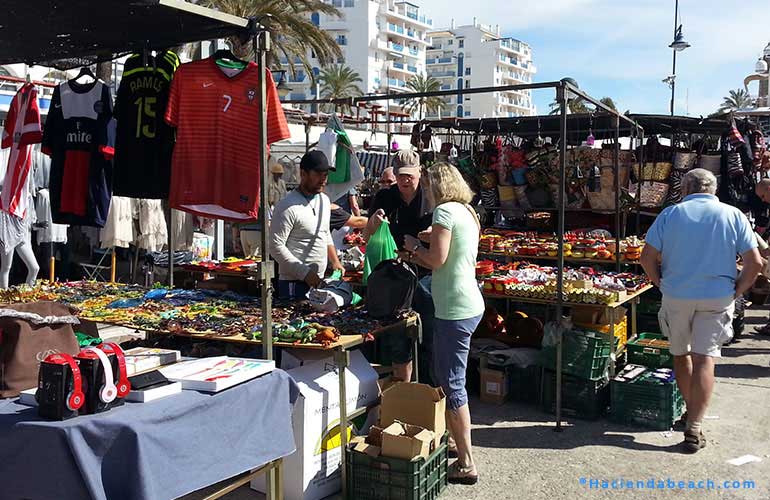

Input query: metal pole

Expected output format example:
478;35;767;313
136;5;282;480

670;0;678;117
555;83;568;431
635;128;644;235
256;31;274;361
614;116;621;273
386;67;392;166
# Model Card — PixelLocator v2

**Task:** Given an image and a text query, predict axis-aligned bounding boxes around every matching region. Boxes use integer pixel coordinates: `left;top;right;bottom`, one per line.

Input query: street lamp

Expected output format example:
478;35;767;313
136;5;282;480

667;0;690;116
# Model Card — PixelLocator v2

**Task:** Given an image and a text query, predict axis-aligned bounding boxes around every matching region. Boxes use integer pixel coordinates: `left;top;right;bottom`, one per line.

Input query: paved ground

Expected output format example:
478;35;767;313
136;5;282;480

186;309;770;500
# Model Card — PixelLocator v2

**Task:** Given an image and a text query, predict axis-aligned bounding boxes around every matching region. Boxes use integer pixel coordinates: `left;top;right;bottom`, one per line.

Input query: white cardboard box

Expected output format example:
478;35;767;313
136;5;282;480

252;350;379;500
280;349;336;371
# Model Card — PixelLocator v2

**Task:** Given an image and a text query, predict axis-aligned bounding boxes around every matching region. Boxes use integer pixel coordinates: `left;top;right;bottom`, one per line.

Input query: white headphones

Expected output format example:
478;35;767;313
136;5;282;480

83;347;117;403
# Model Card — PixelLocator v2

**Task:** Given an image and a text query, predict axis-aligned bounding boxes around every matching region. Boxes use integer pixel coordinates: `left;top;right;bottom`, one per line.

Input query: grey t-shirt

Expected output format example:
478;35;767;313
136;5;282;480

270;189;333;281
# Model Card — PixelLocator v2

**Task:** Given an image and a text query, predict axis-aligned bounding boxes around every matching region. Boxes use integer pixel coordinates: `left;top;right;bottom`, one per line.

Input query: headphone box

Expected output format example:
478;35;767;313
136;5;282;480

76;350;114;415
37;357;80;421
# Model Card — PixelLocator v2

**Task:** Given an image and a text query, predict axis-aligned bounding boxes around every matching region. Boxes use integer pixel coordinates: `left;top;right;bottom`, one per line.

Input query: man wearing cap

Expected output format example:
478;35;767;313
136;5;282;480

268;159;287;207
270;150;345;299
365;149;434;383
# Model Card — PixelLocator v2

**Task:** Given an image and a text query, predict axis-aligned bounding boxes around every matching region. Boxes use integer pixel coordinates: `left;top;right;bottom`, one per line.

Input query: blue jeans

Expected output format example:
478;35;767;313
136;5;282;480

433;314;483;411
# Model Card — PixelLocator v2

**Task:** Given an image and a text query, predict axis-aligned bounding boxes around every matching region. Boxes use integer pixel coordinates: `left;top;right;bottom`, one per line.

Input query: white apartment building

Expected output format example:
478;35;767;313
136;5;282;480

426;21;537;118
281;0;433;111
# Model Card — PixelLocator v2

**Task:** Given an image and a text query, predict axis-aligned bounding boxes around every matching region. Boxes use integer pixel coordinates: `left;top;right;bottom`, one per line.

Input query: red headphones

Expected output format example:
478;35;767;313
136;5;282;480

43;353;85;411
100;343;131;398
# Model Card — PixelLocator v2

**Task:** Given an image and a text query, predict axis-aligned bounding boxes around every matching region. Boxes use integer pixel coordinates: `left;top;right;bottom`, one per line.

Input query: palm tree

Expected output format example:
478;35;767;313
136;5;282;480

548;96;617;115
718;89;753;113
202;0;343;77
318;65;363;113
401;74;444;119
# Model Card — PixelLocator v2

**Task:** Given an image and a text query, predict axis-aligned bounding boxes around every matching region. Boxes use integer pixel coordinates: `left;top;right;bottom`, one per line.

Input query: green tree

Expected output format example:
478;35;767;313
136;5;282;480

202;0;343;77
402;74;444;119
718;89;753;113
319;64;363;113
548;96;617;115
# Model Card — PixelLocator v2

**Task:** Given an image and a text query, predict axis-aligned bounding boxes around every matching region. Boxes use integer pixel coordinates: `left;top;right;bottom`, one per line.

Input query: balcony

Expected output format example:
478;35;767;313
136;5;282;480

407;65;418;73
428;44;442;51
440;84;452;90
408;47;419;56
388;23;405;35
429;70;456;78
427;57;452;64
499;39;522;53
387;78;408;89
280;56;304;65
387;7;432;27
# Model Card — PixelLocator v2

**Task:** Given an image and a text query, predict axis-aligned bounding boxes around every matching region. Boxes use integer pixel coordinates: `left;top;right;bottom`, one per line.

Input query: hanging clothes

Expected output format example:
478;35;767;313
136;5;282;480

34;189;68;244
134;199;168;252
1;83;42;219
113;50;180;199
317;129;338;167
32;146;51;191
42;79;114;228
164;57;291;221
171;209;194;251
100;196;135;248
322;117;364;203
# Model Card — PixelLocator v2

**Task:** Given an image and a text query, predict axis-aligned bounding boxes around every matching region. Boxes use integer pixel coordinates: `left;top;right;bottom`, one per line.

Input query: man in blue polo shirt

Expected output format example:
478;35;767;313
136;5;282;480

641;168;762;454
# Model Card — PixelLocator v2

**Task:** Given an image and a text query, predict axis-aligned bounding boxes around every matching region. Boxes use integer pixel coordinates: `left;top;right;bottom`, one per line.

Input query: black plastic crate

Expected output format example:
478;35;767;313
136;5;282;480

507;363;541;403
611;373;684;430
541;370;610;420
346;434;448;500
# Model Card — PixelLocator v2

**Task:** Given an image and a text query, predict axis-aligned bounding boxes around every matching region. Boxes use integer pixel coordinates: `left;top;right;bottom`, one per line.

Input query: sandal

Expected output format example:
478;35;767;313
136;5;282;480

682;430;707;454
448;461;479;485
447;437;458;458
673;412;688;432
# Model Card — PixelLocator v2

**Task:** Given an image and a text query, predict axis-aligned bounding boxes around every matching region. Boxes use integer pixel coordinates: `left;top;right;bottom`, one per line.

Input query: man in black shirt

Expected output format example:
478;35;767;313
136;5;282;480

366;150;432;249
365;150;434;383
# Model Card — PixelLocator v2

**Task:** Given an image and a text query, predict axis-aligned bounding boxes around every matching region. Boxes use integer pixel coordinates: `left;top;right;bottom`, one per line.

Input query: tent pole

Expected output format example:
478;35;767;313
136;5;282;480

555;82;568;432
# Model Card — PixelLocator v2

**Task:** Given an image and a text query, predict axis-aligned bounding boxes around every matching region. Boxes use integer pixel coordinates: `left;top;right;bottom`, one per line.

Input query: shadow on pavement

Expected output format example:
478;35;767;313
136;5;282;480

471;425;683;454
714;363;770;379
722;347;770;358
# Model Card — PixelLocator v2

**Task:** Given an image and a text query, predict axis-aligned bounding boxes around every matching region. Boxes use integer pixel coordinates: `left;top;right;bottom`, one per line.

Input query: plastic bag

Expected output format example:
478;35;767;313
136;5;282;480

362;221;398;285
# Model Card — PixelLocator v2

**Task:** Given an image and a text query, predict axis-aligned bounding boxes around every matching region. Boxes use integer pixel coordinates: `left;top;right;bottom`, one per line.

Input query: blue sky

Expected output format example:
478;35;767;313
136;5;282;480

418;0;769;116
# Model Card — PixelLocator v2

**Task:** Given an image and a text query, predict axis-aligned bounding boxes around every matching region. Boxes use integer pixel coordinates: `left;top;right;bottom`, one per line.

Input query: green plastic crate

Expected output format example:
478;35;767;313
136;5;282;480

610;372;684;430
346;434;448;500
541;370;610;420
627;333;673;368
540;329;615;381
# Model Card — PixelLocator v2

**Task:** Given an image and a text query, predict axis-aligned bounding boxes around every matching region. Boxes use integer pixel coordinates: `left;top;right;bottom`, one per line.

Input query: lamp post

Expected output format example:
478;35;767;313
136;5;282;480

668;0;690;116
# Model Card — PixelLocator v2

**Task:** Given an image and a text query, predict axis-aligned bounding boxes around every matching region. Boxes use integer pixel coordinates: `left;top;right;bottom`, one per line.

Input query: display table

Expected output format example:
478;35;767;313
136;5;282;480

0;370;299;500
483;284;654;376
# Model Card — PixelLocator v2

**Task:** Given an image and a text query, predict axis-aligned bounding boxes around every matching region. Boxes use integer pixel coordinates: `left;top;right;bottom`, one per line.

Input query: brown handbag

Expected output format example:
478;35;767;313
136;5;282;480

0;301;81;398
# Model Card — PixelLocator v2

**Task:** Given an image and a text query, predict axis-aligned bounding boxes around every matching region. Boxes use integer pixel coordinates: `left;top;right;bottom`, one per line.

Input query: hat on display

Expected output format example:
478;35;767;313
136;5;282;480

269;157;285;174
300;150;333;172
393;149;421;176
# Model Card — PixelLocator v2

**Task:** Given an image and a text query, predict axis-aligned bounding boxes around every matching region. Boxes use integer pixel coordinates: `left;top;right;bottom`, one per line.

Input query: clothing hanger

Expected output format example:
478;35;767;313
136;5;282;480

72;66;96;83
212;49;248;70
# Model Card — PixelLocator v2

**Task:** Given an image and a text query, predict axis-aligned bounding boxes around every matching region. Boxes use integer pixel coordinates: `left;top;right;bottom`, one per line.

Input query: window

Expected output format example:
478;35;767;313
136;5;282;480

337;55;346;63
458;39;464;48
448;39;453;45
465;80;471;89
332;0;342;6
465;111;471;117
465;67;471;76
311;50;317;59
375;52;380;61
337;35;347;45
311;13;320;26
344;0;354;6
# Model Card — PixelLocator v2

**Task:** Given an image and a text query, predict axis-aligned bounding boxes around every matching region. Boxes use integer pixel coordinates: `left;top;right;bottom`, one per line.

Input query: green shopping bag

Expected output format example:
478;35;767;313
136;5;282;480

362;220;398;285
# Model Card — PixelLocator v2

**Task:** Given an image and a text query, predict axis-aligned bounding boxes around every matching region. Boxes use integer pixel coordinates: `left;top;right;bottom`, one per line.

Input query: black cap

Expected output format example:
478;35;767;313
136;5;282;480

300;150;334;172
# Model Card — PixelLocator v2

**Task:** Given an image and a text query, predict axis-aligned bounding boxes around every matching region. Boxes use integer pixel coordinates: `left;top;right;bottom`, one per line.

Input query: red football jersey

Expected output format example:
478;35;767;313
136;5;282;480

165;58;290;221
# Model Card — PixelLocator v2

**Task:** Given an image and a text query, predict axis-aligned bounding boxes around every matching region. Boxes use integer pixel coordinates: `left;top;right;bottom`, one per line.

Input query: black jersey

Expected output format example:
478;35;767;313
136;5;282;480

42;79;114;228
113;50;180;199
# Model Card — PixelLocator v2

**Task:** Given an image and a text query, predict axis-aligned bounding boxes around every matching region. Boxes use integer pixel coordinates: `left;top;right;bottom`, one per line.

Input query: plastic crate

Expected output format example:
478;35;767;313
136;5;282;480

508;363;542;403
346;434;448;500
627;333;673;369
541;370;610;420
540;329;615;381
574;317;628;350
610;372;684;430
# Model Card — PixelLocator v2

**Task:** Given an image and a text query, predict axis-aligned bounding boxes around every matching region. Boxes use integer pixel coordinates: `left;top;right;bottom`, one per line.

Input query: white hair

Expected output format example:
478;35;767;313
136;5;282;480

682;168;717;196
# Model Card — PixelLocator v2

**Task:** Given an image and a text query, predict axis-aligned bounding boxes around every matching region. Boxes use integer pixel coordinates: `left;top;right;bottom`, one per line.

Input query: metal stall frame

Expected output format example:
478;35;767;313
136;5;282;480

291;80;644;432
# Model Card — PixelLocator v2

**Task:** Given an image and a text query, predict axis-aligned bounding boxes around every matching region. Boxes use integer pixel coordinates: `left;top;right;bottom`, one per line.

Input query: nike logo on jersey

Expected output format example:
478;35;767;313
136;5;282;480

202;82;214;88
54;104;62;108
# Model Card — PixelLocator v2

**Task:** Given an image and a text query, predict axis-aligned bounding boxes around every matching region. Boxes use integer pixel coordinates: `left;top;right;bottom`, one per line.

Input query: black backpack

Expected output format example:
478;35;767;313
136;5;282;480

366;259;418;319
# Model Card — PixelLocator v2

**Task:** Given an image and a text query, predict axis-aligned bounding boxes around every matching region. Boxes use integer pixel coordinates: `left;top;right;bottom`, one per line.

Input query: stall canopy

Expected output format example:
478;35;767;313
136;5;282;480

0;0;249;67
626;114;729;136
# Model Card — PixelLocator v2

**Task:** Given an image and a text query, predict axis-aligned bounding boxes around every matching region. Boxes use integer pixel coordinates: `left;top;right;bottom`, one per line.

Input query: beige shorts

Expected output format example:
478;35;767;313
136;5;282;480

658;296;734;357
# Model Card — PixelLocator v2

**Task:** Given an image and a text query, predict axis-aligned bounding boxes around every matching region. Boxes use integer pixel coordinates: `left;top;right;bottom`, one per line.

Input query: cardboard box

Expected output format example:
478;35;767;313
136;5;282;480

480;368;509;405
381;421;435;461
350;436;381;457
251;350;379;500
280;349;336;370
380;382;446;449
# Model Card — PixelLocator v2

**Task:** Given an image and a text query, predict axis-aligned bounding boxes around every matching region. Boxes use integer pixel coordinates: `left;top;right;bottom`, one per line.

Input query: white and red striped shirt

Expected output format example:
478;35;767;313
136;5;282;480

1;83;42;218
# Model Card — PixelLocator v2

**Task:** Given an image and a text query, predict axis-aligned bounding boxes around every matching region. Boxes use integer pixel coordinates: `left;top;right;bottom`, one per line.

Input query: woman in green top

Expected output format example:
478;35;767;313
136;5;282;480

404;162;484;485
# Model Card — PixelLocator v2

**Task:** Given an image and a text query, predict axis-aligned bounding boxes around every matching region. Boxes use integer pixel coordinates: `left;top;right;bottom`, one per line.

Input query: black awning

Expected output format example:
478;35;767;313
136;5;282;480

627;114;729;136
0;0;249;66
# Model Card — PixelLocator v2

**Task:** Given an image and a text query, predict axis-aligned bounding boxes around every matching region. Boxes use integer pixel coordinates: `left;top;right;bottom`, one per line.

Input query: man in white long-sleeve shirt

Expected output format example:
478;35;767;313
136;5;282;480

270;150;345;299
